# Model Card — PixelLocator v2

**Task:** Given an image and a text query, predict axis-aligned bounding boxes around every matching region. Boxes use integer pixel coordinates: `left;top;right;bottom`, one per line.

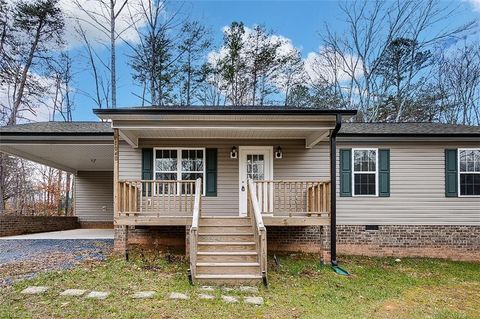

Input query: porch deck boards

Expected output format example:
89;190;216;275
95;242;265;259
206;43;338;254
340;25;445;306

115;214;330;226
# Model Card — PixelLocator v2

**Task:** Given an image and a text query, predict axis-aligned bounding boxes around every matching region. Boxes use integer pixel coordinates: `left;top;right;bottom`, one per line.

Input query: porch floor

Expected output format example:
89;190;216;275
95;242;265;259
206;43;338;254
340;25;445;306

115;215;329;226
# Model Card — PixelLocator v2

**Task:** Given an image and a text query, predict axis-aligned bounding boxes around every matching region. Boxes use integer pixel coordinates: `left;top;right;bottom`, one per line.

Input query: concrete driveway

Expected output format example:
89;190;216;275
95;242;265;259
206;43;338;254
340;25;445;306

1;228;114;240
0;229;113;286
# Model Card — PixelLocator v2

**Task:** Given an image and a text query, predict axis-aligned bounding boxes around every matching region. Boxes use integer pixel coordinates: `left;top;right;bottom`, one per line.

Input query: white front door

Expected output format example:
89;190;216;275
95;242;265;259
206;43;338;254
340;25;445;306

239;146;273;216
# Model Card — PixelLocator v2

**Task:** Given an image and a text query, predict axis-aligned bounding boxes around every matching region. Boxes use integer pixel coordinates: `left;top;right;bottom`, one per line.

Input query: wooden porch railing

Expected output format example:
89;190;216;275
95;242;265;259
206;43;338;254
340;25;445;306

247;179;267;283
117;180;198;217
252;180;331;217
189;178;202;284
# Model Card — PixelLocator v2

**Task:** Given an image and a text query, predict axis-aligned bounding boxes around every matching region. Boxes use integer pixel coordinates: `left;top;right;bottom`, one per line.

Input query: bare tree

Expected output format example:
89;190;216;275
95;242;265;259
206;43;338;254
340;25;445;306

75;24;110;108
128;0;185;106
275;48;305;106
436;43;480;125
0;0;64;213
177;21;211;105
8;0;64;125
73;0;135;108
318;0;475;121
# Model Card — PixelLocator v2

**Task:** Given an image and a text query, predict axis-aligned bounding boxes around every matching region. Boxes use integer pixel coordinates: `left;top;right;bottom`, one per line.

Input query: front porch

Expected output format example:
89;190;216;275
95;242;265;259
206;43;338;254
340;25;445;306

115;179;331;227
97;107;353;285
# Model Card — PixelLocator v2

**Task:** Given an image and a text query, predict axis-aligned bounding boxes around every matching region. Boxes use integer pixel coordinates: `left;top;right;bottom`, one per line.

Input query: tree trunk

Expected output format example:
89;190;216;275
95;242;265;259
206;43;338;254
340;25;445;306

57;170;62;215
186;52;192;105
110;0;116;108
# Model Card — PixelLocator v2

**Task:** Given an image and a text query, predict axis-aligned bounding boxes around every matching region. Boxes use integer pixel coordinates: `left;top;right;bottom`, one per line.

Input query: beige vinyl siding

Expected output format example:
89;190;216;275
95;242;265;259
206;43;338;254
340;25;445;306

119;139;329;215
75;171;114;223
337;141;480;225
118;138;480;224
119;141;141;180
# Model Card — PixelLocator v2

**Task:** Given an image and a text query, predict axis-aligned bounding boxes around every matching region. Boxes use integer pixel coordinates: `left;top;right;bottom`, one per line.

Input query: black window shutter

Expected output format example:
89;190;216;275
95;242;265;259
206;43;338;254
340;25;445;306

206;148;217;196
340;149;352;197
378;149;390;197
142;148;153;195
445;149;458;197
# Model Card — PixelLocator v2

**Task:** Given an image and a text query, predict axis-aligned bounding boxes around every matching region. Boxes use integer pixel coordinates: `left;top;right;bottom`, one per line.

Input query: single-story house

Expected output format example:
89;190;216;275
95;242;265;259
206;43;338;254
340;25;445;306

1;106;479;285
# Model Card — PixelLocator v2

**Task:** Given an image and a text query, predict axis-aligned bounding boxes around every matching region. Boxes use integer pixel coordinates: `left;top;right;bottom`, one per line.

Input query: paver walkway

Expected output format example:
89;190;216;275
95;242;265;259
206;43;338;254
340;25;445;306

132;291;155;299
86;291;110;300
60;289;87;297
17;286;264;305
20;286;49;294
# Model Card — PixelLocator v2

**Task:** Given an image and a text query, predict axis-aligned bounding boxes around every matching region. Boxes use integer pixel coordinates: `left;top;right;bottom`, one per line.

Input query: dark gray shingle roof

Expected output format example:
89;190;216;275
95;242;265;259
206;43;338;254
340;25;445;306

339;122;480;137
1;121;479;137
0;121;112;135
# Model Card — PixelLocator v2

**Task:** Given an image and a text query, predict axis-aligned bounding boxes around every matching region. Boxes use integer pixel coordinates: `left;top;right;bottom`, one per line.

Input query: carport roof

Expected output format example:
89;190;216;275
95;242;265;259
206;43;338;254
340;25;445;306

0;121;112;135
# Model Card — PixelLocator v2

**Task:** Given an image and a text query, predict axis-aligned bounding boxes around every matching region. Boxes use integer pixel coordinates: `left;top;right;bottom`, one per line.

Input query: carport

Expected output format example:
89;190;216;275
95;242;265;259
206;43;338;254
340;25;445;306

0;122;115;228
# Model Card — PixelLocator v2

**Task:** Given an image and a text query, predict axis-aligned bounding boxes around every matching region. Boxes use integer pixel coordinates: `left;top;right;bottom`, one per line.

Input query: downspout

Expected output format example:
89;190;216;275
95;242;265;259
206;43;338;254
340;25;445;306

329;114;341;266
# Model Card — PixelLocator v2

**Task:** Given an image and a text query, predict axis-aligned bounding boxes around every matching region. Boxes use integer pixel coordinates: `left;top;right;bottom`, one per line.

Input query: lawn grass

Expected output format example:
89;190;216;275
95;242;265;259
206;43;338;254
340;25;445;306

0;252;479;319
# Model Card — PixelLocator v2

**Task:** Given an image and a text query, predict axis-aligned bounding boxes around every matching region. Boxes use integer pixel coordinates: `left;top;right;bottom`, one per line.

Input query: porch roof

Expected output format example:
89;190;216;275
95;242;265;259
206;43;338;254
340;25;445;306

94;106;356;149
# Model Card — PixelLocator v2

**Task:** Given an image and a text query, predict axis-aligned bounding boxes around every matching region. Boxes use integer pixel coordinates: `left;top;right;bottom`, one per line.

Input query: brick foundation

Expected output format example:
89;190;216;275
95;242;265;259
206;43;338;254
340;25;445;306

266;226;331;263
0;215;79;237
337;225;480;262
113;225;331;261
114;226;187;254
113;225;128;252
112;224;480;262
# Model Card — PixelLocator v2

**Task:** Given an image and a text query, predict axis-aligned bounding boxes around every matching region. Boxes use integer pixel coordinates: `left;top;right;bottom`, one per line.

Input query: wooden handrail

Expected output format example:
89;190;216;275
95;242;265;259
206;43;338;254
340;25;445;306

189;178;202;284
191;178;202;230
247;179;267;281
253;180;331;217
247;179;266;231
117;180;197;217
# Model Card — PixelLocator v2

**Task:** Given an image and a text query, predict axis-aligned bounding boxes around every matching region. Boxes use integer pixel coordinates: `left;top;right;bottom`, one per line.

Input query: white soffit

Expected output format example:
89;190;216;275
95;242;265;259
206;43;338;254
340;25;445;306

0;144;113;174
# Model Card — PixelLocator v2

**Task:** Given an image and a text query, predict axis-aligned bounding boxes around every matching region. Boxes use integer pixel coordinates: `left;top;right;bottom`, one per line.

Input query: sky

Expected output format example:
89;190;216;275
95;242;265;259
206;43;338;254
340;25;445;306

43;0;480;122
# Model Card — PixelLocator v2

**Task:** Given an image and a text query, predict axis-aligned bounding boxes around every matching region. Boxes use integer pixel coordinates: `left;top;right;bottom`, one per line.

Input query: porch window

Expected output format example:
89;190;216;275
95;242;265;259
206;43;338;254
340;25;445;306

459;149;480;196
353;149;378;196
154;148;205;194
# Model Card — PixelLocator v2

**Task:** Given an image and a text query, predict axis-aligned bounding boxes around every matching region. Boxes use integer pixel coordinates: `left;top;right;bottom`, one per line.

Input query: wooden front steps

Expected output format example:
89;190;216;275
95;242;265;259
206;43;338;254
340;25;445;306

192;216;263;285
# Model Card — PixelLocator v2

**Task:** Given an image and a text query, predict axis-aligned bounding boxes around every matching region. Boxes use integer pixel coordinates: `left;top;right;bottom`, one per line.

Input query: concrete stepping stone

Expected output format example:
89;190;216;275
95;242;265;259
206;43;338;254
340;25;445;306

169;292;189;300
221;287;234;292
60;289;87;297
244;296;264;305
200;286;215;291
86;291;110;300
221;295;239;303
132;291;155;299
198;293;215;300
21;286;49;294
240;286;259;293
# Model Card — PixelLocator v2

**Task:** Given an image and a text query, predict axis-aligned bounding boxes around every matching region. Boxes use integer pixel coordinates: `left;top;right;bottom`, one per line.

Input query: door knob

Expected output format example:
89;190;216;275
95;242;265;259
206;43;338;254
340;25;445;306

241;186;245;191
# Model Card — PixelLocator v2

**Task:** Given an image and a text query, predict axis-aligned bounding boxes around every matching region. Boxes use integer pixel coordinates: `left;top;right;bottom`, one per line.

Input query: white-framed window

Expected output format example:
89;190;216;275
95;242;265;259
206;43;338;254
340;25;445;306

353;148;378;196
154;148;205;195
458;148;480;197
